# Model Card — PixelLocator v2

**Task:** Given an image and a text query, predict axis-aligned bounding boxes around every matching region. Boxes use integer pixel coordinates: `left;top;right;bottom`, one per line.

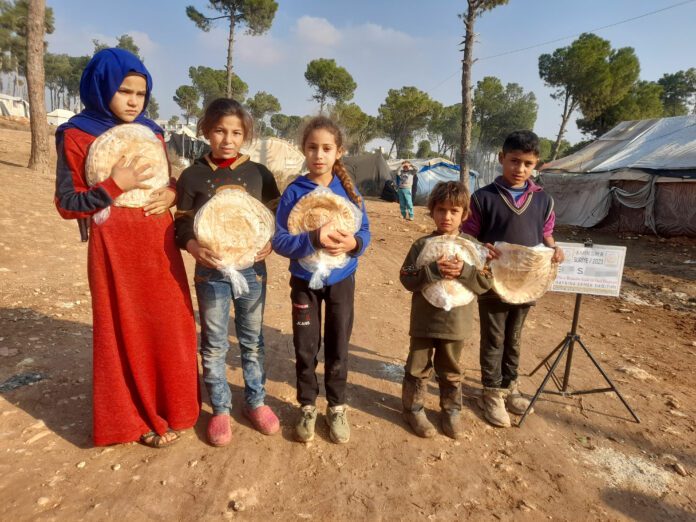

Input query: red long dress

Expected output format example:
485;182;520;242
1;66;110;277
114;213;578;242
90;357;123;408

55;127;200;446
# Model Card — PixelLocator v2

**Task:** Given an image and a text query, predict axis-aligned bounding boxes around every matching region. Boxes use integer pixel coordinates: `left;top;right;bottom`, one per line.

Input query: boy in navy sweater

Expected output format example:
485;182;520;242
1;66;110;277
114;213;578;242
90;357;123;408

461;130;564;427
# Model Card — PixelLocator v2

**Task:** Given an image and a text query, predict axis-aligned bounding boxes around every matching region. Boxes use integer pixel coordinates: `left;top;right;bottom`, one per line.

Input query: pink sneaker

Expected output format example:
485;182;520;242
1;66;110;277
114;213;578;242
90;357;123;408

243;405;280;435
207;414;232;447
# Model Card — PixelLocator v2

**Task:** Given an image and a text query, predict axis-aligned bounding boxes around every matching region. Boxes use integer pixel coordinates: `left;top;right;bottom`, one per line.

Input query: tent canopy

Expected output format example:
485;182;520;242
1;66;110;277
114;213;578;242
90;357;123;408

540;115;696;236
343;152;392;197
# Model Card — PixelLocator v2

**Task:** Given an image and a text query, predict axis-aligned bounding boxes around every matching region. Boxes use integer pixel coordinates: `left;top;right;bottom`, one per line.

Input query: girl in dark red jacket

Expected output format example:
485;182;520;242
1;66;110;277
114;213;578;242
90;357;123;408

54;48;200;447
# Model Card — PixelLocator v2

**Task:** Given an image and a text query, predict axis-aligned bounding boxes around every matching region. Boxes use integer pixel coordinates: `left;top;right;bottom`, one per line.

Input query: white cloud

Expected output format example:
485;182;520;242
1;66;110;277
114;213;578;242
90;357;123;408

236;33;285;66
351;23;415;48
295;16;342;47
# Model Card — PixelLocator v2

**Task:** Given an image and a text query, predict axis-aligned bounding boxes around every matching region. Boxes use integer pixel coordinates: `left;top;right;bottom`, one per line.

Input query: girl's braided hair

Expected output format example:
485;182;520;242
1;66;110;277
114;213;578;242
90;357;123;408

301;116;362;207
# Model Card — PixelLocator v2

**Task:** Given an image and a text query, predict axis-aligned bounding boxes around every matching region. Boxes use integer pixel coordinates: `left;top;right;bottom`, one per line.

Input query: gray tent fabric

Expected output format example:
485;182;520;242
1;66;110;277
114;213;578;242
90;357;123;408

540;115;696;237
343;153;392;197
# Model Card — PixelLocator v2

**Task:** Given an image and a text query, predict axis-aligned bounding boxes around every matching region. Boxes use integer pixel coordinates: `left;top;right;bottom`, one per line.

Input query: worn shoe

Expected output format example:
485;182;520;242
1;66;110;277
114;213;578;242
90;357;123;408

326;405;350;444
207;414;232;446
480;387;511;428
243;405;280;435
402;409;437;438
441;410;464;440
295;405;317;443
506;380;533;415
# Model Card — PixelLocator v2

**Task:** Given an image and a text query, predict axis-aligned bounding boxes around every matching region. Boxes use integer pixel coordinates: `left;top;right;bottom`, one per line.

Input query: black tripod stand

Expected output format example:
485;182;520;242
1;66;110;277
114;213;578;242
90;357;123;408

518;292;641;426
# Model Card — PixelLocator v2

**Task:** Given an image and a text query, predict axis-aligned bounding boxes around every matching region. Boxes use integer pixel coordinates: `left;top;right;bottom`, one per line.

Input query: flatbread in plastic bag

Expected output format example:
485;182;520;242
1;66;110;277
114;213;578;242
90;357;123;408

86;123;170;212
194;187;275;295
490;242;558;304
416;235;488;311
287;186;362;289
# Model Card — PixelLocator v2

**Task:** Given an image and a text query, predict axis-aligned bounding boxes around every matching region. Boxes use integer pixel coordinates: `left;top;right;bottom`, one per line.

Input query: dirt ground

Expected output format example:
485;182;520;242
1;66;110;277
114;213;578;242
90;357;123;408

1;123;695;521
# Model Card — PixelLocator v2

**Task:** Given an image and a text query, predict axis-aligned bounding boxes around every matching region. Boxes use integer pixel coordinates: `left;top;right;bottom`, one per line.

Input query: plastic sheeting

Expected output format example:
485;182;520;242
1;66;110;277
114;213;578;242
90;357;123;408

242;137;305;191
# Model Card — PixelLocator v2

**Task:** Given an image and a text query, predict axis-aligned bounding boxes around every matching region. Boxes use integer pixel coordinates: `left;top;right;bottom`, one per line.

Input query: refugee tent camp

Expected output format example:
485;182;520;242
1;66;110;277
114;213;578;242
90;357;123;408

46;108;75;126
242;136;305;191
387;158;479;205
540;115;696;237
0;93;29;118
343;152;392;198
166;125;208;162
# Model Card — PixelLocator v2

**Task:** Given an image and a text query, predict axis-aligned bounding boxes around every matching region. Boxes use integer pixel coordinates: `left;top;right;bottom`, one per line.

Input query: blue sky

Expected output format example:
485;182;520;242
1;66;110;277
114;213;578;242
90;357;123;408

46;0;696;146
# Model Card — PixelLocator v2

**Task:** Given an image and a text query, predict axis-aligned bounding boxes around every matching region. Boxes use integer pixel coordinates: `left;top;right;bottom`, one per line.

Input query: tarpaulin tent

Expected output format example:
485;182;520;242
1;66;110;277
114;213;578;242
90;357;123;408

540;115;696;237
343;152;392;197
388;158;479;205
242;137;305;191
166;127;209;162
46;108;74;126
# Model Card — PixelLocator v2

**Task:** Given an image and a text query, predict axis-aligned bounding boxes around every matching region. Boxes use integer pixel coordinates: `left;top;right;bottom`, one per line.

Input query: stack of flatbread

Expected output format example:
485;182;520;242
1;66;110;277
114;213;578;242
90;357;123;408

287;187;362;289
416;235;488;311
86;123;170;208
194;187;275;294
490;242;558;304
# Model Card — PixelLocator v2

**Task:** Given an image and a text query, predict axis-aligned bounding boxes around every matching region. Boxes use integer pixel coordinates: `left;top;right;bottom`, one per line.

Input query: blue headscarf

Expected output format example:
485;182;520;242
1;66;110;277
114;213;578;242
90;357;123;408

58;48;163;137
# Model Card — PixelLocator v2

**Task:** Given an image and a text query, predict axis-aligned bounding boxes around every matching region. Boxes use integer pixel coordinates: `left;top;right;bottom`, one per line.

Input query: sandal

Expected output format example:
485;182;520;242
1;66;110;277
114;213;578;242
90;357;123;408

139;429;180;448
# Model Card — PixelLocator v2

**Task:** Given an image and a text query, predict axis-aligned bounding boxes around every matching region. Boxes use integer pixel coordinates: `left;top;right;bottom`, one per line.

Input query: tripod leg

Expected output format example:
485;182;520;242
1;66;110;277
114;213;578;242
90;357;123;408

529;336;568;377
518;338;572;427
576;338;640;423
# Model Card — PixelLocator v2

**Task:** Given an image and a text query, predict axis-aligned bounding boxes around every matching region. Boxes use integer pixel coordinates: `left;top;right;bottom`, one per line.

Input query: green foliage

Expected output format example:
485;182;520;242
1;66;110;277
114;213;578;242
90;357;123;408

538;137;569;163
92;34;142;60
427;102;461;159
168;115;180;126
658;68;696;116
270;113;303;141
560;139;593;158
147;95;160;119
189;65;248;107
539;33;640;158
330;102;379;154
0;0;54;76
473;76;537;149
577;80;664;137
246;90;281;122
173;85;201;124
186;0;278;35
304;58;357;113
378;86;435;158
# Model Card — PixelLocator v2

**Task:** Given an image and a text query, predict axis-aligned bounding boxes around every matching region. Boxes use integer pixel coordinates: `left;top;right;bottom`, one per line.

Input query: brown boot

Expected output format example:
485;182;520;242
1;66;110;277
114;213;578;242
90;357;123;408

402;376;436;438
481;387;511;428
439;380;464;439
506;379;532;415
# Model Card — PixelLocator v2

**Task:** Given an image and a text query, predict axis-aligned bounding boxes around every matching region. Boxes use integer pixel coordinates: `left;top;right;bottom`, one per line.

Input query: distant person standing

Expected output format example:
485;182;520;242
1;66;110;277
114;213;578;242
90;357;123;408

397;161;416;220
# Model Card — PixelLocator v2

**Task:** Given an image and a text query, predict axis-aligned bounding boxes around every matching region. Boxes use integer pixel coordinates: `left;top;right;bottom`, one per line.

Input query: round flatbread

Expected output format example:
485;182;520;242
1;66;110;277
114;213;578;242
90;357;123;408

490;242;558;304
287;187;361;274
194;188;275;269
416;235;488;310
85;123;170;208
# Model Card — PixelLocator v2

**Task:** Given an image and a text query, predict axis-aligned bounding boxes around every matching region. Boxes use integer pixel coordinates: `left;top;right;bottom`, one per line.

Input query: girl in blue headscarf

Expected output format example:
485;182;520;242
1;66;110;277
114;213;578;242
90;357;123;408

55;48;200;448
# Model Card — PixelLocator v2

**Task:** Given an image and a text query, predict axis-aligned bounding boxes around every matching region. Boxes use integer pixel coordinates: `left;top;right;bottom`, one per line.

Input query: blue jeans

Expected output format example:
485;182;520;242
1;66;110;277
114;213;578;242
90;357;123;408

397;188;414;218
194;263;267;415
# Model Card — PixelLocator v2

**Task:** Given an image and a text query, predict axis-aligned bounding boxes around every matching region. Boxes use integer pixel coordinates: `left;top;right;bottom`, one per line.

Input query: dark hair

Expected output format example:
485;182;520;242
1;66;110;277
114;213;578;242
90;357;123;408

502;130;540;156
301;116;362;207
427;181;470;218
197;98;254;143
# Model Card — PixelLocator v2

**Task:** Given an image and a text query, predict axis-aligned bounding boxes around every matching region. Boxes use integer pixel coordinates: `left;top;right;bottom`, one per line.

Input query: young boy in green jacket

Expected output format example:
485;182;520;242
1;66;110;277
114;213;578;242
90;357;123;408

399;181;493;439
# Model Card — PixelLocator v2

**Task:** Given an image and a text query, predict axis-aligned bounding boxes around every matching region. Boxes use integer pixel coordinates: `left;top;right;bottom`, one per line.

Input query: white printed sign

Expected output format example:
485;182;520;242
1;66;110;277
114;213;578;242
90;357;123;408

551;242;626;297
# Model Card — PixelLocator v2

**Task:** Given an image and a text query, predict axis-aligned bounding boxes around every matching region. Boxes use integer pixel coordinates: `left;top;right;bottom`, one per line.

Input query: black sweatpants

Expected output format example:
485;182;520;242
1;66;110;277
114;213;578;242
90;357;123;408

479;297;532;388
290;275;355;407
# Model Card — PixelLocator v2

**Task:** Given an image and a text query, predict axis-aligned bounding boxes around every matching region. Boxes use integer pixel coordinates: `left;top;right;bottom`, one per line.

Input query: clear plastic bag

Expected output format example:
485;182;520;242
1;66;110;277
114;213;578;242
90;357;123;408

287;186;362;289
490;242;557;304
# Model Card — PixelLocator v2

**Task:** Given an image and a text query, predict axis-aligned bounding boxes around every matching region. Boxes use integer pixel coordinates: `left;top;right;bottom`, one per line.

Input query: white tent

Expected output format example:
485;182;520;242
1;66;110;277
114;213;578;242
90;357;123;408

540;115;696;236
46;108;75;126
242;137;305;191
0;93;29;118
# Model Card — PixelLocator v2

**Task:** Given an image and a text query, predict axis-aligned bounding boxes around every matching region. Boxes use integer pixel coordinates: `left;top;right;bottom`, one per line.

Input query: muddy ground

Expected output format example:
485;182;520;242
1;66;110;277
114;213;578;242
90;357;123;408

0;123;695;521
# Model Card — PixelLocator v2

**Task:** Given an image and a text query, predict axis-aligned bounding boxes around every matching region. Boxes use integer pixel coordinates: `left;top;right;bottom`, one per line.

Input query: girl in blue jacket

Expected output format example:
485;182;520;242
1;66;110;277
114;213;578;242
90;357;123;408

272;116;370;444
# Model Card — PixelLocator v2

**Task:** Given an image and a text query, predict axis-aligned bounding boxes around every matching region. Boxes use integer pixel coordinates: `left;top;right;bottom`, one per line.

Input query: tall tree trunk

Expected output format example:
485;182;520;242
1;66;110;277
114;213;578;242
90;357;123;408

550;92;575;161
27;0;50;175
226;14;236;98
459;3;477;185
